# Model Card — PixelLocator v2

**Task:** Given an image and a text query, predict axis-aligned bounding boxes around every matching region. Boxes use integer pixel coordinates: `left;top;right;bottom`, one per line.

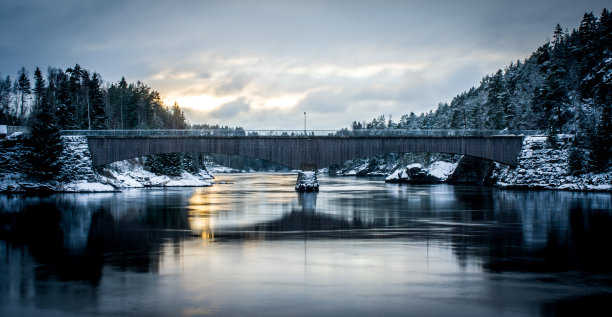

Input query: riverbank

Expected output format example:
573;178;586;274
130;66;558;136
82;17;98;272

492;136;612;191
2;135;610;193
330;135;611;192
0;136;213;193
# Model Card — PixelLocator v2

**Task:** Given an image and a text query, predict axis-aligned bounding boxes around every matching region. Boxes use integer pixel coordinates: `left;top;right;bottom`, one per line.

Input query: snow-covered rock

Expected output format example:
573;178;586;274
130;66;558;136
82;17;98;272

61;181;116;192
295;171;319;191
328;153;460;176
428;161;458;180
385;162;457;184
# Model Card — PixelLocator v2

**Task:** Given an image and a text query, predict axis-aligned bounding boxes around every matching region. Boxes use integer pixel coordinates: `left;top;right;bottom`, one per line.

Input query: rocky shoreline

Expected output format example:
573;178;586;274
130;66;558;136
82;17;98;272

382;136;611;192
492;136;612;191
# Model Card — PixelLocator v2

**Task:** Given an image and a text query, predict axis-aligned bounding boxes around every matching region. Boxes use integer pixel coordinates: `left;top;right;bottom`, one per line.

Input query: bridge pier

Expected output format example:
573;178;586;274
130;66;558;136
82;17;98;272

295;171;319;192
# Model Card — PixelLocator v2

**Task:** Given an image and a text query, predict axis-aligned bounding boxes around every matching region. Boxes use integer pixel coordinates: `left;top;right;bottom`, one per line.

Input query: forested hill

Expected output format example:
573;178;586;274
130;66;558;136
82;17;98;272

0;64;188;130
354;9;611;173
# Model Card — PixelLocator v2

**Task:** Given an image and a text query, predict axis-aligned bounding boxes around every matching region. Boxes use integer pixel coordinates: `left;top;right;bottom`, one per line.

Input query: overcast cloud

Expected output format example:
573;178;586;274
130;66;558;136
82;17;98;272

0;0;608;129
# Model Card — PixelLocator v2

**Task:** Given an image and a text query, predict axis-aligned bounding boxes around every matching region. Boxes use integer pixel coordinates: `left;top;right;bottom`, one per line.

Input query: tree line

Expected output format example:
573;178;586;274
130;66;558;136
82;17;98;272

0;64;188;130
352;9;611;173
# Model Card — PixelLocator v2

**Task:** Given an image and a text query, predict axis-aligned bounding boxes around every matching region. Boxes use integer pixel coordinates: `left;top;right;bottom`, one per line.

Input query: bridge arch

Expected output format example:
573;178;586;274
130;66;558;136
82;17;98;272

86;136;524;169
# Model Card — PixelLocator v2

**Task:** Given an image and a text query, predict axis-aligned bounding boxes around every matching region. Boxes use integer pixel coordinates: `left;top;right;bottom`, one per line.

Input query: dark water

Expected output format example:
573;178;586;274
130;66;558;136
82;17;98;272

1;174;611;316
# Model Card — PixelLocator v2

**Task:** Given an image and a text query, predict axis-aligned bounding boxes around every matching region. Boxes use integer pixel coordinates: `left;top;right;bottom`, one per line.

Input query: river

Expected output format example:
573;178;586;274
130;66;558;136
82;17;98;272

1;173;611;316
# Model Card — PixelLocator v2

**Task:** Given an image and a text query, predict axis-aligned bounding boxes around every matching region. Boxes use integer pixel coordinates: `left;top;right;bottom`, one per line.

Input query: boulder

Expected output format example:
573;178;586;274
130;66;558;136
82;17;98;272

446;156;496;185
385;162;455;184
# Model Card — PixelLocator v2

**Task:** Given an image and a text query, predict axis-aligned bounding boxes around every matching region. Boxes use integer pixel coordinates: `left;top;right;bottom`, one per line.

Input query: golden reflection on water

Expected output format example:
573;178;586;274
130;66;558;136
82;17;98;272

186;174;301;239
188;187;219;238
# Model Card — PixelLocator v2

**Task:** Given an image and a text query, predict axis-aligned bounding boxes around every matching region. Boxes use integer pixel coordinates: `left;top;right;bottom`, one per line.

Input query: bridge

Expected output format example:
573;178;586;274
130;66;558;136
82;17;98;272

62;130;526;169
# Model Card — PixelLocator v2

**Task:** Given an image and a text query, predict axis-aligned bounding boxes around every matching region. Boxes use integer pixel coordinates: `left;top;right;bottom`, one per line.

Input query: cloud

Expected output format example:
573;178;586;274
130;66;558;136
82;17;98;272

209;97;251;119
1;0;610;129
213;74;251;96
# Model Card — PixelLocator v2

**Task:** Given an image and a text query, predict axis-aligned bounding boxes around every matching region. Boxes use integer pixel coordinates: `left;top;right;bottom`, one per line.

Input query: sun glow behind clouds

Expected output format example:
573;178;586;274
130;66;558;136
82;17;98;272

285;62;429;78
164;94;235;111
251;93;306;110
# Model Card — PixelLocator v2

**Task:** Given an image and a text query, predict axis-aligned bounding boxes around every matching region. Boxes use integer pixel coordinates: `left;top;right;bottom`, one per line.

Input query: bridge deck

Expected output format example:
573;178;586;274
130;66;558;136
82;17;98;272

85;135;524;169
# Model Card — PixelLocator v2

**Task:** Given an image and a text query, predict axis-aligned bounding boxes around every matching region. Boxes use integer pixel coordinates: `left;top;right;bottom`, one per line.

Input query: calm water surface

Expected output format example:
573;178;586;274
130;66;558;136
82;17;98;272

1;173;611;316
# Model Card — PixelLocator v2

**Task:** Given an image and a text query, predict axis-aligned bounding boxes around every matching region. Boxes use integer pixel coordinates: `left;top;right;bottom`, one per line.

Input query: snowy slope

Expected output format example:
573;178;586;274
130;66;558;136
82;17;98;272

493;136;612;191
1;136;213;193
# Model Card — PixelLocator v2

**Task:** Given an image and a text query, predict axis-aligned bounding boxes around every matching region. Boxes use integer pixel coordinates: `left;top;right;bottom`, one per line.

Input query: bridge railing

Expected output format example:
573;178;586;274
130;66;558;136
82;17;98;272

60;129;542;137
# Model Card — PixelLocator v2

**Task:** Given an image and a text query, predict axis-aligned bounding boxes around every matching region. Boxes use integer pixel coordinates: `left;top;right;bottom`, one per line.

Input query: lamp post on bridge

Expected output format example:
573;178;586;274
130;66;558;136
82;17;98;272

304;112;307;136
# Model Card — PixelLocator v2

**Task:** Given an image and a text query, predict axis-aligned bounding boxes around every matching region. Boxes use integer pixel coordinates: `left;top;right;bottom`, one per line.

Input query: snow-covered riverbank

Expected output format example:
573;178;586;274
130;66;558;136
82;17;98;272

383;135;611;191
0;136;213;193
492;136;612;191
2;135;610;193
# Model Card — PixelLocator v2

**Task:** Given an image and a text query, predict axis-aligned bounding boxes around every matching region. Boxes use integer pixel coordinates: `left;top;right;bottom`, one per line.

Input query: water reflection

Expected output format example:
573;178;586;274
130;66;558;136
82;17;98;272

0;174;611;316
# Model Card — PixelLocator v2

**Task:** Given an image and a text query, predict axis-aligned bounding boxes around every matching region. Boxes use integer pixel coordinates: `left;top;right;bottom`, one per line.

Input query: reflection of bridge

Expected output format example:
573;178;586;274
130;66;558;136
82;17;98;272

63;130;526;169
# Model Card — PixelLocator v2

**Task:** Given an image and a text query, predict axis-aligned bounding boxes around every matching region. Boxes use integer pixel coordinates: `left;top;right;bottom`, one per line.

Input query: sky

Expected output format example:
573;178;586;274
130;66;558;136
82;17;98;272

0;0;609;130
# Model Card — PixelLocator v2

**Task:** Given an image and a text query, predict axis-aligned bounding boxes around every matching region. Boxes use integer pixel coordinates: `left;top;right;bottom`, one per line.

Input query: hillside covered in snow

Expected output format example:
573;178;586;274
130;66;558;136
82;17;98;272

0;136;213;193
351;10;611;177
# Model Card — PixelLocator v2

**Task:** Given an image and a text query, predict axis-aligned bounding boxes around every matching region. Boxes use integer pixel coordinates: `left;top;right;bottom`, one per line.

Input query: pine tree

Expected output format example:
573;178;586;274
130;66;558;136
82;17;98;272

27;93;64;180
485;70;506;129
144;153;183;176
590;102;612;171
65;65;82;128
567;138;585;175
88;73;107;129
17;67;31;122
118;77;128;129
33;67;45;111
171;102;188;129
0;76;11;124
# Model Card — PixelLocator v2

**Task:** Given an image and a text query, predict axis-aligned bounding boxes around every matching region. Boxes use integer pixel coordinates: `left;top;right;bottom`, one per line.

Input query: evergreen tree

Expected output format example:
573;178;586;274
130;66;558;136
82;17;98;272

485;70;506;129
0;76;12;124
32;67;46;111
88;72;107;129
171;102;188;129
65;65;82;128
27;94;64;179
144;153;183;176
590;102;612;171
17;67;31;122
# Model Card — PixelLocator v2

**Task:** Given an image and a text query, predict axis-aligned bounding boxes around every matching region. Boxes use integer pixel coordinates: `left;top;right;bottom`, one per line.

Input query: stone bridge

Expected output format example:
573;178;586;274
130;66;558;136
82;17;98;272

79;132;525;169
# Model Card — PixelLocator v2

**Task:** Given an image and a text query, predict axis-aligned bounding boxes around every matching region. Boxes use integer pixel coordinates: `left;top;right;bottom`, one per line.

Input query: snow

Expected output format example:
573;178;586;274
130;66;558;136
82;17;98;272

99;159;212;188
7;132;24;140
385;161;457;183
62;181;116;192
493;135;612;191
164;172;213;187
1;137;213;193
295;171;319;191
206;165;244;173
428;161;458;180
385;169;403;181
